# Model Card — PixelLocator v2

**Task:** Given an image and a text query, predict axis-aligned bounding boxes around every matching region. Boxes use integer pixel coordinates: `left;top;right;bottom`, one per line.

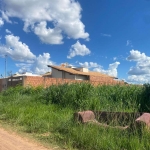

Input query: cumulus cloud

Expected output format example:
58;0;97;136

0;18;4;27
1;0;89;44
16;53;53;74
79;61;120;77
127;50;147;62
0;34;36;62
1;11;12;23
31;53;53;74
16;63;32;73
127;75;150;84
0;34;53;74
34;21;63;44
67;41;91;59
127;49;150;83
93;62;120;77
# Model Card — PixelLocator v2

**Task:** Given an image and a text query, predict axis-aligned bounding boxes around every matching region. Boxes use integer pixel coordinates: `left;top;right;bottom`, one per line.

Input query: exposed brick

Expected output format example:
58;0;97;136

0;75;124;92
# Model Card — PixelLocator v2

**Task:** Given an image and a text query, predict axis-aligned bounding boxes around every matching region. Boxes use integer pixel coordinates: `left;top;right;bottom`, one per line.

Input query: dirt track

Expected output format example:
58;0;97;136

0;127;50;150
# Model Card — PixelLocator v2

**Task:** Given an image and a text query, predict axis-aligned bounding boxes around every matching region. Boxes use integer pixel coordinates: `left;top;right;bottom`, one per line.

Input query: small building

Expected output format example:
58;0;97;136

0;66;124;92
0;72;41;92
47;65;119;83
42;72;51;77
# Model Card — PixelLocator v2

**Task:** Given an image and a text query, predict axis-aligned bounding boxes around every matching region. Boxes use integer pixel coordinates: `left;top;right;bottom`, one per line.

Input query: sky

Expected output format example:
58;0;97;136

0;0;150;84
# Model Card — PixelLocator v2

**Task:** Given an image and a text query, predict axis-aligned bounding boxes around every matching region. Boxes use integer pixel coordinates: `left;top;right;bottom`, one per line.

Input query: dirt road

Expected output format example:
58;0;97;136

0;127;50;150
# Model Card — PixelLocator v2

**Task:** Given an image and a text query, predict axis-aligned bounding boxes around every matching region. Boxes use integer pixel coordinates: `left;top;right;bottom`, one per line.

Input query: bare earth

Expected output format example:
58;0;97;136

0;127;51;150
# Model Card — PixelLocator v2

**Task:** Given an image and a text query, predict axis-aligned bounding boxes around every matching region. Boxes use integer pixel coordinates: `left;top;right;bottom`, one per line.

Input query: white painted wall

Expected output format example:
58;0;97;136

52;68;75;79
75;75;88;80
64;72;75;79
51;68;88;80
73;67;88;72
51;68;63;78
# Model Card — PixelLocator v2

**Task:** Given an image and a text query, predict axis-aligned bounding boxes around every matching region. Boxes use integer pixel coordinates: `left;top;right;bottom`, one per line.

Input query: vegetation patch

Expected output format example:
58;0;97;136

0;83;150;150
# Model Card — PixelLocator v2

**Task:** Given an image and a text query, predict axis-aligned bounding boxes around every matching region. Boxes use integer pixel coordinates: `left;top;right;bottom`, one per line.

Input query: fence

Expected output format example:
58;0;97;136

0;76;124;92
23;76;124;88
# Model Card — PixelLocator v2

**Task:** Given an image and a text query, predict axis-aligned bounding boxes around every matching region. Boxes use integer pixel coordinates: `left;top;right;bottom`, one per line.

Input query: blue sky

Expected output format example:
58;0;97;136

0;0;150;84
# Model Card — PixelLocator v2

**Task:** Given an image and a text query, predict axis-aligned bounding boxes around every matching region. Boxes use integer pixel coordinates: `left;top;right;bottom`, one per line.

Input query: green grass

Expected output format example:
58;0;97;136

0;83;150;149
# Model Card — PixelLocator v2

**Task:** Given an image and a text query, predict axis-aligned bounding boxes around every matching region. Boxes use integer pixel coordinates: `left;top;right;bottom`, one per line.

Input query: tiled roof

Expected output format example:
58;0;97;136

47;65;114;78
8;73;41;77
42;72;51;76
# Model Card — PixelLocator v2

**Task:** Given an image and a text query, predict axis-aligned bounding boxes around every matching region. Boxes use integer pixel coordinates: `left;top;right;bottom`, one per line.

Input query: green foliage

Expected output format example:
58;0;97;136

1;83;150;150
1;85;44;96
139;83;150;112
95;84;142;112
38;83;96;110
37;83;142;112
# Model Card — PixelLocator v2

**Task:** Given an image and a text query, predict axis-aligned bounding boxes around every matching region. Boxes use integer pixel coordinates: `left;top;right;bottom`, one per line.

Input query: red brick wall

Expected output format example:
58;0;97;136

90;75;124;85
23;76;84;87
0;76;124;92
23;76;124;88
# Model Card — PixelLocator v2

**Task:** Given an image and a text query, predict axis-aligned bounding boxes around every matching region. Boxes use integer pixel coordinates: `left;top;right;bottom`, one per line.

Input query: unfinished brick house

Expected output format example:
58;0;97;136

0;65;124;92
47;65;124;85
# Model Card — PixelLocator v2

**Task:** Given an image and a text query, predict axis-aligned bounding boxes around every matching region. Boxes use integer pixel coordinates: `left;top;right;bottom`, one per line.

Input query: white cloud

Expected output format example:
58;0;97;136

0;34;53;74
16;63;32;73
100;33;111;37
127;50;150;84
0;18;4;27
113;57;117;61
93;62;120;77
1;11;12;23
128;66;150;75
1;0;89;44
16;53;54;75
67;41;91;59
34;21;63;44
127;50;147;61
127;75;150;84
79;62;99;68
126;40;133;47
5;29;12;34
0;34;36;61
31;53;53;74
79;61;120;77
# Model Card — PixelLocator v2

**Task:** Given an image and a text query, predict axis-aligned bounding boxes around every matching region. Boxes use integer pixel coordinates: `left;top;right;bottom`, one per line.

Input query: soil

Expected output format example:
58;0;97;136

0;127;51;150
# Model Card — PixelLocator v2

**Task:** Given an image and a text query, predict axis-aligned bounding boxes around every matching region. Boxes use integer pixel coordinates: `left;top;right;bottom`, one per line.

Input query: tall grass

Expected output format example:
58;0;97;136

37;83;143;112
0;83;150;149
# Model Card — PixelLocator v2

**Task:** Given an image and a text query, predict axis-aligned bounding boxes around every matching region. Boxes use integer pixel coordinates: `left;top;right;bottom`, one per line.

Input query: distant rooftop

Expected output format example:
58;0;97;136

48;65;115;78
11;72;41;77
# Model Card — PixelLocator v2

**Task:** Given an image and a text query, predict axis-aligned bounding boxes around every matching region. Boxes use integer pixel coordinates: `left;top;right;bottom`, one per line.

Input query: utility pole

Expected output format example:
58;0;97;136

5;55;7;90
5;55;7;78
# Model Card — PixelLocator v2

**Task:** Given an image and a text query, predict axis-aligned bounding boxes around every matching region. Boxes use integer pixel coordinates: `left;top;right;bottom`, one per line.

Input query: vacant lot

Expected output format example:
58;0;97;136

0;83;150;150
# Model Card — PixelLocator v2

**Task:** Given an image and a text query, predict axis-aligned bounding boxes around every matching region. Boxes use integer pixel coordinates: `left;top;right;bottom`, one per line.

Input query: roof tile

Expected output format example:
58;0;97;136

48;65;114;78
